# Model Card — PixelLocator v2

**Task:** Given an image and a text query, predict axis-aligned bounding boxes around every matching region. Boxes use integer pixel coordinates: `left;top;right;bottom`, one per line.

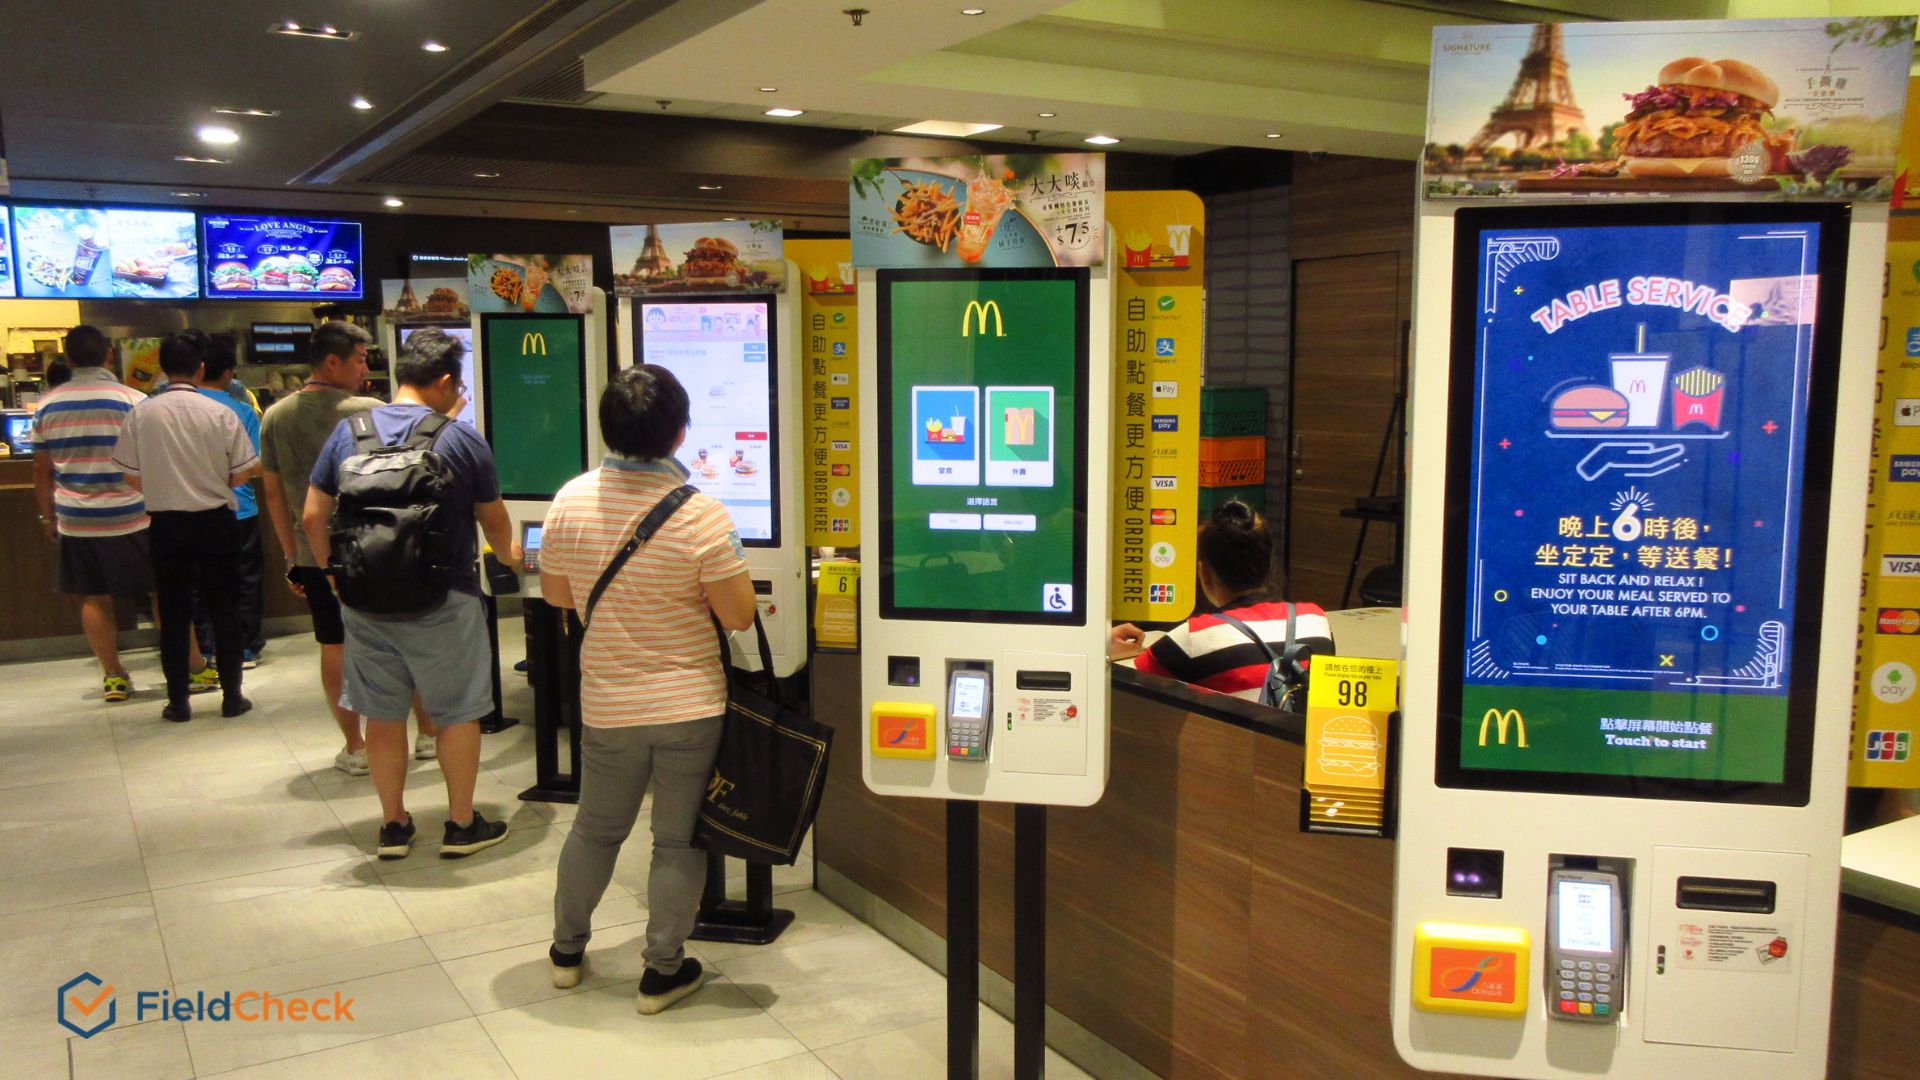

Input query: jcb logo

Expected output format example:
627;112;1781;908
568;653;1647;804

1477;708;1527;748
962;300;1005;338
521;332;547;356
706;773;737;804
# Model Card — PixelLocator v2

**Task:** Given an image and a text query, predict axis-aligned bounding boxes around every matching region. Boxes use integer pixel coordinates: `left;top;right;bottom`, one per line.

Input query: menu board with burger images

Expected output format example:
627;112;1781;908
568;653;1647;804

0;210;16;299
203;215;362;299
1439;204;1848;804
12;206;198;299
636;298;779;544
880;270;1088;623
1424;17;1914;199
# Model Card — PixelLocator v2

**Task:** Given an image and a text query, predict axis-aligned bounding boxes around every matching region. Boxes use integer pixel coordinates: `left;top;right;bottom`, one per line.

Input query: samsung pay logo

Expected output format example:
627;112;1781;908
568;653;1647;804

1883;555;1920;577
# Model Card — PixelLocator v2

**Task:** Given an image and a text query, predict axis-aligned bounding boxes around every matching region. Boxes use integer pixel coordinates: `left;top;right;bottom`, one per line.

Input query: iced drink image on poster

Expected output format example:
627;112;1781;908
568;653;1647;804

636;299;779;544
203;215;363;299
12;206;199;299
879;270;1088;623
1440;205;1846;801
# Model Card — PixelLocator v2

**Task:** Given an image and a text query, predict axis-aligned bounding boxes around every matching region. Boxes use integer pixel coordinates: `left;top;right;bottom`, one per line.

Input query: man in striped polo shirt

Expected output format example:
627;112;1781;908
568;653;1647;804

30;326;157;702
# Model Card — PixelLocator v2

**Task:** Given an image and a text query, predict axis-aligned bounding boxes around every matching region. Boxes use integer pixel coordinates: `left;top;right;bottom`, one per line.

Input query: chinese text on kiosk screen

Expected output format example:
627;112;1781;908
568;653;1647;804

880;271;1087;623
1556;880;1613;953
1445;207;1841;798
638;300;778;545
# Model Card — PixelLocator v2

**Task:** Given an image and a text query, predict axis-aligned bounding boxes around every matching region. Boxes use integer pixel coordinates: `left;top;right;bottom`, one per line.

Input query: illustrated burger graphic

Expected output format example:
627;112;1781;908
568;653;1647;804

1550;386;1631;430
1317;715;1381;779
1616;57;1787;178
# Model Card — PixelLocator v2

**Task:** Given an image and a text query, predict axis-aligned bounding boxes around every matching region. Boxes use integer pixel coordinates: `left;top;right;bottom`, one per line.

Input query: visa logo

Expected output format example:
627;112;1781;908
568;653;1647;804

1882;555;1920;577
1150;475;1177;490
831;440;851;451
1151;415;1178;432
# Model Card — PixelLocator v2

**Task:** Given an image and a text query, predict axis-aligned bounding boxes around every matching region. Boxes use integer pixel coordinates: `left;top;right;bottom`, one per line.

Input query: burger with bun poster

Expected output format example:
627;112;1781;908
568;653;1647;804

610;221;786;296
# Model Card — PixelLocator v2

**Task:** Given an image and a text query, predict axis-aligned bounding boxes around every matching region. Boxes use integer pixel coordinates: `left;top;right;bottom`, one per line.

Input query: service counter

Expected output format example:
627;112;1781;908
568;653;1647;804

809;644;1920;1079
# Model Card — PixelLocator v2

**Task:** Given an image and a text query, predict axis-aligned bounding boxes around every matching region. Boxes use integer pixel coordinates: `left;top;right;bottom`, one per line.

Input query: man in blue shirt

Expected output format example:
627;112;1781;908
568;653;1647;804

304;328;519;861
190;340;267;667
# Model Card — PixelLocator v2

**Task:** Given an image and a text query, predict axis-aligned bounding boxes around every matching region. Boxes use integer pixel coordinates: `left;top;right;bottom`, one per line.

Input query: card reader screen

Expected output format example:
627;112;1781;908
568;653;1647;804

1556;879;1613;953
950;674;988;720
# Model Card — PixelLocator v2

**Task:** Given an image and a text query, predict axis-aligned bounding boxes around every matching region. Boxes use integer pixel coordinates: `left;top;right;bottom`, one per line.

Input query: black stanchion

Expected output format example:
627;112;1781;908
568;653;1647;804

948;799;980;1080
479;592;520;734
1014;803;1047;1080
516;598;581;803
689;851;795;945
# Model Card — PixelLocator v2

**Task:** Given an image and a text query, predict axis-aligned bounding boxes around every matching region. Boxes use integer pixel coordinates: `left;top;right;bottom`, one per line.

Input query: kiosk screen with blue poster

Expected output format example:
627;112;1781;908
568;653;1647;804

878;269;1089;624
1437;204;1848;805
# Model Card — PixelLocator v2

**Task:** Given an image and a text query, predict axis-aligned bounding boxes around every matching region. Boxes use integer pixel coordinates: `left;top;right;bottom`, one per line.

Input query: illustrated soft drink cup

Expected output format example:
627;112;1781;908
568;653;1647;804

1166;224;1193;257
1610;354;1670;429
950;415;966;439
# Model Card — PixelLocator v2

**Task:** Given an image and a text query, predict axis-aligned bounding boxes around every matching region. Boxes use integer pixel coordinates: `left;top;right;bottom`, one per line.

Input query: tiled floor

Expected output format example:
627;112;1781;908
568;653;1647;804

0;621;1090;1079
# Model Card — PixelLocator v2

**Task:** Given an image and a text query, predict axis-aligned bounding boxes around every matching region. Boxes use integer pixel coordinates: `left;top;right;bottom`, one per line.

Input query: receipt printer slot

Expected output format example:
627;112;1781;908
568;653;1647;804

1675;877;1776;914
1016;670;1072;692
752;578;773;595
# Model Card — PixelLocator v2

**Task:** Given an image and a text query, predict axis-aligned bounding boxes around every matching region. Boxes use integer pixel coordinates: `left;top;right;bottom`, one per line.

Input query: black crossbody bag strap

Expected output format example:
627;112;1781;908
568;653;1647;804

582;485;698;628
347;412;382;453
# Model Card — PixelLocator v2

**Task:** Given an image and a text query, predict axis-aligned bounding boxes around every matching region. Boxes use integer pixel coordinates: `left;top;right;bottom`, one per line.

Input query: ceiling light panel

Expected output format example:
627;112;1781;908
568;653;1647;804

213;107;280;117
270;22;355;41
894;121;1003;138
765;108;805;117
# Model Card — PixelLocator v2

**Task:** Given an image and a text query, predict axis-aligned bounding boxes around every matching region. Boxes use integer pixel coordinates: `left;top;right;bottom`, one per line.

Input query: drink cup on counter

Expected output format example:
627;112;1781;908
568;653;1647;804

1609;354;1670;429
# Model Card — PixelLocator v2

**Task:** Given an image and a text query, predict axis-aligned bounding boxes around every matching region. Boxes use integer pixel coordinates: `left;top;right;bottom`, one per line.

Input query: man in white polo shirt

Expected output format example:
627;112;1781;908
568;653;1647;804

113;329;260;722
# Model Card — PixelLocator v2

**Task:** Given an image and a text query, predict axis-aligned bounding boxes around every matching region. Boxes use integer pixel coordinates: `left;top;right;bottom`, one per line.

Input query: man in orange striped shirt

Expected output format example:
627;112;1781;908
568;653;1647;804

538;365;755;1015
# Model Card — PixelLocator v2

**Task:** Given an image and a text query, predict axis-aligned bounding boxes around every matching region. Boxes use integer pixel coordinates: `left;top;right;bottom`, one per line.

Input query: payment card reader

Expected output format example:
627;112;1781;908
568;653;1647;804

947;667;992;762
1546;867;1625;1022
520;521;543;574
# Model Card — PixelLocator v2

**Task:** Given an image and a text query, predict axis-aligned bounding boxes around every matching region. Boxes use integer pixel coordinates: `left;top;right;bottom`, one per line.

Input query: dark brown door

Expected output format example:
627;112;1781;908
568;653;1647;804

1285;252;1401;608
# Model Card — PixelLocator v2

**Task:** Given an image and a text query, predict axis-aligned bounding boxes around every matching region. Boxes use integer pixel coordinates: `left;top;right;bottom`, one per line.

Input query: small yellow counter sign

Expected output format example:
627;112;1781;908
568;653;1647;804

1302;656;1396;835
813;560;859;651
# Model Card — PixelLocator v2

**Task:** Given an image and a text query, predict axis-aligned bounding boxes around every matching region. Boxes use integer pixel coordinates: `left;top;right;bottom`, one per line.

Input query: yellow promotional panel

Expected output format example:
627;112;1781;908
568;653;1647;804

1412;923;1530;1018
814;559;859;651
1303;655;1396;833
1896;76;1920;209
870;701;937;761
1107;191;1202;623
1853;229;1920;787
789;238;860;547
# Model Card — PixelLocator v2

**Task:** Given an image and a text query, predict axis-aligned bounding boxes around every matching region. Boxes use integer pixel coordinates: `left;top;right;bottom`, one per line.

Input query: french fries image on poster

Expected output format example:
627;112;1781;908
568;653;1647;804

912;386;980;486
986;386;1054;487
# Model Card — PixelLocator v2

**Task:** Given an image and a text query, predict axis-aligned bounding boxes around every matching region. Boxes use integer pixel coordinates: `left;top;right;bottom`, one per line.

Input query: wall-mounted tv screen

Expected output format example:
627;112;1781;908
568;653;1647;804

11;205;199;299
249;322;313;365
203;215;363;299
0;211;16;299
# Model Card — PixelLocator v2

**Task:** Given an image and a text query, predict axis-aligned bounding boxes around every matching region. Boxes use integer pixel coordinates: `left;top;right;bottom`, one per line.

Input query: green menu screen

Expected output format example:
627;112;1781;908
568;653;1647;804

481;314;586;499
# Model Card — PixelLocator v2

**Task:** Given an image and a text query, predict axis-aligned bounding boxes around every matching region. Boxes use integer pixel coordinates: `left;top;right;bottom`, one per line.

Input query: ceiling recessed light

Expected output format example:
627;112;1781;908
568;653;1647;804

1037;111;1055;118
383;197;405;207
172;191;207;198
473;170;500;179
765;108;805;118
270;21;354;41
698;184;724;191
174;155;228;164
422;40;448;53
894;121;1004;138
214;107;280;118
351;96;374;111
757;86;778;93
1265;132;1282;139
722;217;738;221
1084;134;1120;145
961;7;986;14
197;125;240;146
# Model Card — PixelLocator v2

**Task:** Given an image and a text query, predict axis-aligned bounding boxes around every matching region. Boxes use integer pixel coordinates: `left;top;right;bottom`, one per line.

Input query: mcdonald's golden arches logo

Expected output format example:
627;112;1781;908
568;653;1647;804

520;332;548;356
1477;708;1527;748
962;300;1006;338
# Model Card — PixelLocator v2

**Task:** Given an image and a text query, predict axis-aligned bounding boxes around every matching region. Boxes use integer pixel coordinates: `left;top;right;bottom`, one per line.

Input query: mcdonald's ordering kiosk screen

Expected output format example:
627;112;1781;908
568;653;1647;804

1437;204;1847;804
481;313;588;500
878;269;1089;624
635;297;779;545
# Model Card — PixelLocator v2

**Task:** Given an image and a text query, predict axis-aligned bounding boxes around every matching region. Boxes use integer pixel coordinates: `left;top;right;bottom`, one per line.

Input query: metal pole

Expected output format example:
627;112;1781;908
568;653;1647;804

947;800;980;1080
1015;803;1047;1080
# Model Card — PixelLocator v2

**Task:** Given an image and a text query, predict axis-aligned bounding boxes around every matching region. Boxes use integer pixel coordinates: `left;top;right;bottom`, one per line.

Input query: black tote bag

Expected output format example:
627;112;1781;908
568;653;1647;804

695;614;833;865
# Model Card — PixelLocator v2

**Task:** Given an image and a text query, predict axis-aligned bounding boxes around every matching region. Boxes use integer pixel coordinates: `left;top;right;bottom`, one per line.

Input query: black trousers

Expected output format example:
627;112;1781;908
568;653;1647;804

150;508;244;709
194;516;265;656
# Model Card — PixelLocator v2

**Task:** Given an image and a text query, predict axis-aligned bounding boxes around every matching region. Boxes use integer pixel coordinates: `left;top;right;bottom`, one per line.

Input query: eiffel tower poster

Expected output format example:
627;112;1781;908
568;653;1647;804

1465;24;1588;156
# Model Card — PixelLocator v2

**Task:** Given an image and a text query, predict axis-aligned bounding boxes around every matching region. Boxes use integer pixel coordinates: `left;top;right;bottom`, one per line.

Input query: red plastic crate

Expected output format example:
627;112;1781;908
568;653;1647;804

1198;436;1266;486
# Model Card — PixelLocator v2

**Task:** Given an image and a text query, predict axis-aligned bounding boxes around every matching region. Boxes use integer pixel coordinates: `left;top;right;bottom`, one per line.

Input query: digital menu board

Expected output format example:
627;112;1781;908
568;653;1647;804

1439;204;1848;804
635;299;779;544
0;211;16;299
203;215;363;299
878;269;1089;623
480;314;587;500
11;206;198;299
400;325;476;428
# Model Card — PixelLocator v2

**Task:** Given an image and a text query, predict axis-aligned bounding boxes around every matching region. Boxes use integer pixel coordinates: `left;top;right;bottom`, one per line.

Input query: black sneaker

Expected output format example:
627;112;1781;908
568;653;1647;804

161;701;191;723
636;959;705;1015
221;696;253;718
376;815;416;860
441;812;509;858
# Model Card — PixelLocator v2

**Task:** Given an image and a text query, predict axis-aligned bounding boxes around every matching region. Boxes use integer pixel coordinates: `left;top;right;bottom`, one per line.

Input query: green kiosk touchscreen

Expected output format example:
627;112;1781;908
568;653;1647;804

878;268;1089;624
480;313;588;500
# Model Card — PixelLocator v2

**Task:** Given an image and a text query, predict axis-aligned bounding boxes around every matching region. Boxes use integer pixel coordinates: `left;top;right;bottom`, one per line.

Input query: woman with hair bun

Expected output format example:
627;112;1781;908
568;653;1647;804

1111;499;1334;704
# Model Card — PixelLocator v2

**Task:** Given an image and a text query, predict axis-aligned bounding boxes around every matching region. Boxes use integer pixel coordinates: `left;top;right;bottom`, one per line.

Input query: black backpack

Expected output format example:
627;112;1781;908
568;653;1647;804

1216;604;1315;712
326;412;456;615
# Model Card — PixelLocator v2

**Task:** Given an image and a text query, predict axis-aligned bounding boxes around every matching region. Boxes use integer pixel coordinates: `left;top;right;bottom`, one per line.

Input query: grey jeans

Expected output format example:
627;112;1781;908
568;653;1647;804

553;715;724;974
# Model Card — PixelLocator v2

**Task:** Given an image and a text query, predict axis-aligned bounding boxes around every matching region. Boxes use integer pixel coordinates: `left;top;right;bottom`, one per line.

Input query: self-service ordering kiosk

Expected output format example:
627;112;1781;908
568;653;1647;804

1391;200;1879;1078
617;276;805;677
857;266;1112;806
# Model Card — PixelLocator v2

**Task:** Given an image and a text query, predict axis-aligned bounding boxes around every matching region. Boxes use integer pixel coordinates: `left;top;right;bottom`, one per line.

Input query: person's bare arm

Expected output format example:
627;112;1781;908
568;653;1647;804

261;472;305;594
704;570;757;631
33;454;57;542
474;498;522;567
540;570;576;609
230;463;260;486
303;488;336;568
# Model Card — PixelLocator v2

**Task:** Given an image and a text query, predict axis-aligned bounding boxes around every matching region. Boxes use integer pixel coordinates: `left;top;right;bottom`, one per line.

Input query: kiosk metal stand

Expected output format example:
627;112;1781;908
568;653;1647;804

479;592;521;735
690;852;795;946
517;599;582;804
944;800;1049;1080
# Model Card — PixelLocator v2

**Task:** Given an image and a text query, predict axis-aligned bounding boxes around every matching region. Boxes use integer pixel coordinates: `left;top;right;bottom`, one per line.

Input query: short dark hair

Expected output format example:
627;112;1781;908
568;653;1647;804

44;360;72;389
160;329;212;379
64;325;111;368
600;365;689;459
201;339;239;384
310;321;371;365
394;326;465;388
1198;499;1273;596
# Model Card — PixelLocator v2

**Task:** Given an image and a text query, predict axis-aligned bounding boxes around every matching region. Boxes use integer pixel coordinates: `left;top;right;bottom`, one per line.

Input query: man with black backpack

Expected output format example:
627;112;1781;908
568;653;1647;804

302;328;520;860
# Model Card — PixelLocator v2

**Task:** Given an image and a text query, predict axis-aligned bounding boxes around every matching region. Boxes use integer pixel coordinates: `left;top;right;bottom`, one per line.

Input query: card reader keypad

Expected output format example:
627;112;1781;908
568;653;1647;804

1557;959;1614;1016
948;722;986;760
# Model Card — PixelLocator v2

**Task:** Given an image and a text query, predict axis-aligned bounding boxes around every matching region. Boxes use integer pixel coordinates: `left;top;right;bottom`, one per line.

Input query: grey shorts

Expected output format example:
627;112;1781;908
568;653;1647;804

340;591;493;724
56;531;156;597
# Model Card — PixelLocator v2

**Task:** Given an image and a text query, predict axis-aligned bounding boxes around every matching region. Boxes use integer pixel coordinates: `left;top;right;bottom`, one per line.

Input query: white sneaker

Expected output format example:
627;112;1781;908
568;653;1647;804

414;734;437;760
550;946;584;989
333;747;369;776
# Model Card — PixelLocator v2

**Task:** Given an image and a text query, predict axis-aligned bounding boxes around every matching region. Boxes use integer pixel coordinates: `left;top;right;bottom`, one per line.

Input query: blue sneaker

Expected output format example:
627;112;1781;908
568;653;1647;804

242;648;261;670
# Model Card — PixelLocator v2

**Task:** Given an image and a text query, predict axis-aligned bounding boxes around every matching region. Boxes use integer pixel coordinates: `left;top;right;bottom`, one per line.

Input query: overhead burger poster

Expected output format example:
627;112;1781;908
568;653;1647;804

610;221;785;296
1425;16;1914;199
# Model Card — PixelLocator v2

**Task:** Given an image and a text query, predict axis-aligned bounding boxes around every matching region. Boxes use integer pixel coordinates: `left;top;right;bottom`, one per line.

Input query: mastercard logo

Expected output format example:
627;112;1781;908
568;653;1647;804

1878;609;1920;634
